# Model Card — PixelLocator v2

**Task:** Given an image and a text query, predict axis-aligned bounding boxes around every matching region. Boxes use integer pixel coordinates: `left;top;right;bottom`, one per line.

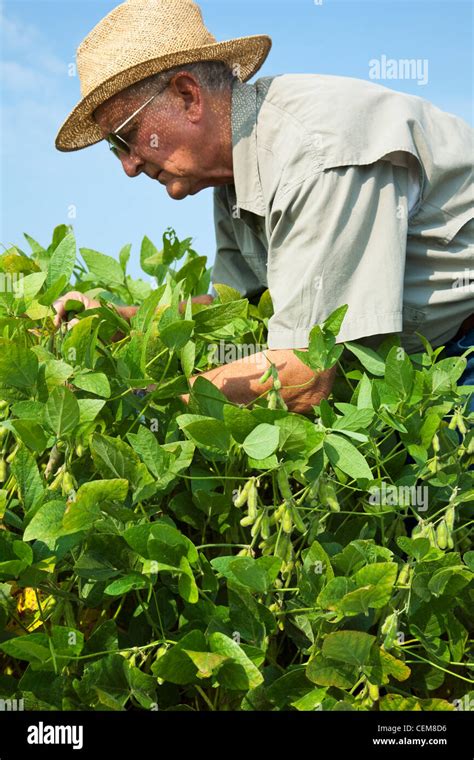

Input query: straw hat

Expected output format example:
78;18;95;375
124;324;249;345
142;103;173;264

55;0;272;152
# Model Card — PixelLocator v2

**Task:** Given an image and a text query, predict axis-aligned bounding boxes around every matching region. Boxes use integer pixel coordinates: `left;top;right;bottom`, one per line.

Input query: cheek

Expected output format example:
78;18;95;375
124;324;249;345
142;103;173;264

139;111;177;152
137;114;195;173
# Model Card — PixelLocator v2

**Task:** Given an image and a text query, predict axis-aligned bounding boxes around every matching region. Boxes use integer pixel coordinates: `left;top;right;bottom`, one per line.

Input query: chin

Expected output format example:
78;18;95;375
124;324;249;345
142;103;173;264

167;186;189;200
167;178;206;199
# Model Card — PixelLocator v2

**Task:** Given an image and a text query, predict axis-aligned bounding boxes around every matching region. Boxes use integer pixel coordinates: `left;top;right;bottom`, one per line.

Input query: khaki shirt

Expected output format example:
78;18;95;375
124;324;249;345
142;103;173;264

211;74;474;352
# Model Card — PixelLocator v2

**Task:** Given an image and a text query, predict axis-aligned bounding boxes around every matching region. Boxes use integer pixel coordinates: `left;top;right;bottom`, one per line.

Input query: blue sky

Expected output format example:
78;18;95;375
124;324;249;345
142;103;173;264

1;0;472;282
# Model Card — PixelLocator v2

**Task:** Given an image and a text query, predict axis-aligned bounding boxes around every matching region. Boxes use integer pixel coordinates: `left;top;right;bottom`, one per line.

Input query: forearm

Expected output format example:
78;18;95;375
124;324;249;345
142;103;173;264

186;349;336;414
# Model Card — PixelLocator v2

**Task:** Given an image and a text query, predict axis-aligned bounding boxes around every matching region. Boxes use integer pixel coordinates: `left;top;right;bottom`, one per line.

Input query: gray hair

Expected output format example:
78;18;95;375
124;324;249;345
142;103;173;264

125;60;236;101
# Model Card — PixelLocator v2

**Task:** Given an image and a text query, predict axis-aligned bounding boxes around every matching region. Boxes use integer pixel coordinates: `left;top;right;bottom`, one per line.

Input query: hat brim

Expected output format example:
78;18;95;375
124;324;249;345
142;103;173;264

55;35;272;152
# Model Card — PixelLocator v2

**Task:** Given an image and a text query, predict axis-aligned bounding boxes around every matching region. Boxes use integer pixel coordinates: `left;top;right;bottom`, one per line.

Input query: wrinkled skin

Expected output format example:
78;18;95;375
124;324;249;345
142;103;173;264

93;72;234;200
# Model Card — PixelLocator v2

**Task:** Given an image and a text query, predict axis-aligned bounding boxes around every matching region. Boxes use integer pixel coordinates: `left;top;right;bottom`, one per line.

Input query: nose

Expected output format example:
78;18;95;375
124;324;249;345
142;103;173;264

121;152;144;178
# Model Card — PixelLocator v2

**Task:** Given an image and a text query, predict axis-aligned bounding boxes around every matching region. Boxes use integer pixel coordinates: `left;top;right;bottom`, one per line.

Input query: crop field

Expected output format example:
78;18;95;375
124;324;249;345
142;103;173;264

0;225;472;712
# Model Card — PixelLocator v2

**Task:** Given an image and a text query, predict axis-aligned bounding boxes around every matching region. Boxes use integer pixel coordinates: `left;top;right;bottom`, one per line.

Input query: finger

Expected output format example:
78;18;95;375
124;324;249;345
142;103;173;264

52;299;66;327
53;292;84;327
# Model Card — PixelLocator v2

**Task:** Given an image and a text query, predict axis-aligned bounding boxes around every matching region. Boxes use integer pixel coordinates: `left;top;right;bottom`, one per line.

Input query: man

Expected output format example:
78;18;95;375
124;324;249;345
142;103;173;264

54;0;474;414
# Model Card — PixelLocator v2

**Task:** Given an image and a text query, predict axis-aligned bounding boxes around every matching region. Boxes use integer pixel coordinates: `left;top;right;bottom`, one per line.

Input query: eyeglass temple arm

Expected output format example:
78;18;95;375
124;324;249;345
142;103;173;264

112;92;159;135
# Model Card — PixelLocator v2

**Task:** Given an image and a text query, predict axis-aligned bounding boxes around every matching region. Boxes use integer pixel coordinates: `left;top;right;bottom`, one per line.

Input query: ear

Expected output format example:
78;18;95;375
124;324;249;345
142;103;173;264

169;72;203;120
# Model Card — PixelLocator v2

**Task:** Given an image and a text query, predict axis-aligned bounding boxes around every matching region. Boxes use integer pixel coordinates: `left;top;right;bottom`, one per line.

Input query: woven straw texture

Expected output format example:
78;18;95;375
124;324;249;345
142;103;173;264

55;0;272;152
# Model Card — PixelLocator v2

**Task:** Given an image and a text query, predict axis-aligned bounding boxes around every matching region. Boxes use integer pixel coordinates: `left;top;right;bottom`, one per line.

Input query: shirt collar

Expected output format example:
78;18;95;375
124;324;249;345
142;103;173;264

231;80;266;216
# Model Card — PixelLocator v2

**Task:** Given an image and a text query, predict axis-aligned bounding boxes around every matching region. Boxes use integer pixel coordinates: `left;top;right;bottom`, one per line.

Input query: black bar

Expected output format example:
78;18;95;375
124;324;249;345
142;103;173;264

0;709;471;758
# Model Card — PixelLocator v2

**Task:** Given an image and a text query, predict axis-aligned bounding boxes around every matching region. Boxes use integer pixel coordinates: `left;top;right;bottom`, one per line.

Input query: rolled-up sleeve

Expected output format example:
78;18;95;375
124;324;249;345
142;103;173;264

266;160;411;349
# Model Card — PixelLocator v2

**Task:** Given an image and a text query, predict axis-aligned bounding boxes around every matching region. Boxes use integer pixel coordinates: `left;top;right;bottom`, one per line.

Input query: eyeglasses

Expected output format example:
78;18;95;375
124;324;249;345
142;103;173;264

105;82;169;159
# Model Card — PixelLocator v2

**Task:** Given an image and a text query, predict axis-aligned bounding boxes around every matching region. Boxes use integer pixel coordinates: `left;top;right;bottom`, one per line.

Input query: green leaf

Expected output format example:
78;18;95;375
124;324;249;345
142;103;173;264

73;653;133;708
179;417;230;454
0;625;84;668
61;315;97;367
23;500;67;545
90;434;141;483
317;576;357;609
364;646;411;685
345;342;385;376
213;283;243;304
292;687;328;711
81;248;124;285
223;404;258;443
332;406;374;432
182;650;228;678
385;346;414;399
46;232;76;288
0;633;51;665
39;274;67;306
323;304;348;336
77;399;105;423
44;386;80;437
463;551;474;572
44;359;74;391
322;631;375;668
255;288;273;319
147;521;198;566
62;479;129;533
23;232;45;254
209;632;264;690
428;566;472;597
127;426;166;479
178;556;199;603
396;536;431;561
13;271;47;302
104;573;149;596
243;423;279;459
118;243;131;273
356;373;374;409
210;556;280;594
229;558;269;593
152;630;208;685
8;419;47;453
188;376;228;420
0;340;38;389
294;324;342;372
160;320;194;351
324;433;372;481
10;446;44;512
193;300;248;333
73;371;111;398
306;655;357;689
180;340;196;378
338;562;399;614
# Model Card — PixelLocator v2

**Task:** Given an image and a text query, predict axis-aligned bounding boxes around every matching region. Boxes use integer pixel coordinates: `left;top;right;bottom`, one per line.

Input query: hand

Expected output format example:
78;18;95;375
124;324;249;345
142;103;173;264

52;291;101;330
178;294;214;313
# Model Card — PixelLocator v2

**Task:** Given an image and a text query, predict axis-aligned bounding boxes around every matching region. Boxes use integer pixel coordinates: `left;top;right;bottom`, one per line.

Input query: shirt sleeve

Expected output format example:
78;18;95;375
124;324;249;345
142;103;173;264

265;159;411;349
211;185;265;300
